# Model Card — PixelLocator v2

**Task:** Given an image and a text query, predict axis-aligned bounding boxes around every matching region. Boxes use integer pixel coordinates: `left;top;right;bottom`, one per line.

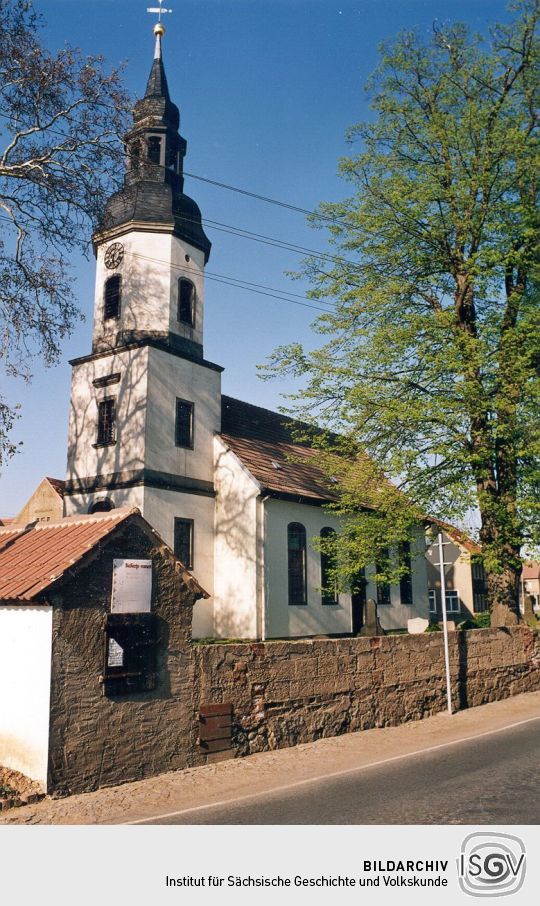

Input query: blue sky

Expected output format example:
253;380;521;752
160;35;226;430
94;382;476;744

0;0;511;515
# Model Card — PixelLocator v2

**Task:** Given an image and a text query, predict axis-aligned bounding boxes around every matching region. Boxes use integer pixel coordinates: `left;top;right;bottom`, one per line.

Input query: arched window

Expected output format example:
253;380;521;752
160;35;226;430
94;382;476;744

320;527;339;605
103;275;121;320
147;135;161;165
89;498;114;514
288;522;307;606
178;278;195;327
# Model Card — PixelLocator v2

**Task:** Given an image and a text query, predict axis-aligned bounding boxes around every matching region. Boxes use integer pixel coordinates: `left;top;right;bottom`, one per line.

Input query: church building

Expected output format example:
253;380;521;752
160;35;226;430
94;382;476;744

64;23;429;639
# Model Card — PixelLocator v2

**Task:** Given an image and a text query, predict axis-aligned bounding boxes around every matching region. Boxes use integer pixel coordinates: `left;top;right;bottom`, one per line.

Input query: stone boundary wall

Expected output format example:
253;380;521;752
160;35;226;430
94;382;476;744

194;628;540;759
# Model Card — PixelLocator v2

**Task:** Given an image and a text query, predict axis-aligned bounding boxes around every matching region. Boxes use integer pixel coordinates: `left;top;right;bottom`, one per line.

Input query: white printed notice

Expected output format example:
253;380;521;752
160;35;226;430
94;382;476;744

111;559;152;613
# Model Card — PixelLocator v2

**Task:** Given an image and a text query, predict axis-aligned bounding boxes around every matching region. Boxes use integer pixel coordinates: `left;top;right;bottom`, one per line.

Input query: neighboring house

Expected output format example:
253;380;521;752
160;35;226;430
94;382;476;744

425;521;488;621
13;476;64;524
0;508;207;794
59;27;429;639
520;562;540;611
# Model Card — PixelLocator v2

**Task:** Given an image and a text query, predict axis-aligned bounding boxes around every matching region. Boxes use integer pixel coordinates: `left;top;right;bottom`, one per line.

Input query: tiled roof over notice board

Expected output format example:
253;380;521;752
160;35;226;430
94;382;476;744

0;509;138;601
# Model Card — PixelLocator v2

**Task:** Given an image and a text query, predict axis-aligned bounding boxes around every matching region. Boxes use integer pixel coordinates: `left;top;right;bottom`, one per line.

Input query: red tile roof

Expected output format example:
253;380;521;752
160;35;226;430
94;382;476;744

45;477;65;497
220;396;336;502
0;508;208;602
428;517;481;554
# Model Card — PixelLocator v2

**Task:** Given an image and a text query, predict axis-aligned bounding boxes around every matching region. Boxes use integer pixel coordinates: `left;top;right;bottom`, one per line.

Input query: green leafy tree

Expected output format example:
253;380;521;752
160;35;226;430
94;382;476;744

0;0;129;466
267;1;539;624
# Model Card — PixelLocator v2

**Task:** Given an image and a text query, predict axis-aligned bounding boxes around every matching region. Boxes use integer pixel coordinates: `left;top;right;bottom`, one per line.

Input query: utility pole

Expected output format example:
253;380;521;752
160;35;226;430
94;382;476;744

437;531;453;715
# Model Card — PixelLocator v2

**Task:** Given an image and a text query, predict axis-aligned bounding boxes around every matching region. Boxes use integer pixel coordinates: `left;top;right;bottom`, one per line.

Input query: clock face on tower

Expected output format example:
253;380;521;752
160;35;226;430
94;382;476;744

104;242;124;270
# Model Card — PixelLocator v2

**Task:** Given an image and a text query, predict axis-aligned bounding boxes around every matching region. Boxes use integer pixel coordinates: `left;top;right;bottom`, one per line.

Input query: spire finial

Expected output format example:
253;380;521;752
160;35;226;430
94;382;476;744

153;22;165;59
147;2;173;57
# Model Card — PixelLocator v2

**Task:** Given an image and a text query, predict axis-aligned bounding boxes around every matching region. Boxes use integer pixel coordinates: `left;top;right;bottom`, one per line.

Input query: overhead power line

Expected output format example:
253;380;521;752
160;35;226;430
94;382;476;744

0;211;336;315
0;109;352;229
129;251;334;313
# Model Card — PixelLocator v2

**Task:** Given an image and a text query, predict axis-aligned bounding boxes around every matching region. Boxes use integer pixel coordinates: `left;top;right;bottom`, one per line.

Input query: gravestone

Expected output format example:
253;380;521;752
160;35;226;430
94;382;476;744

491;602;519;628
523;594;538;629
439;620;456;631
407;617;429;634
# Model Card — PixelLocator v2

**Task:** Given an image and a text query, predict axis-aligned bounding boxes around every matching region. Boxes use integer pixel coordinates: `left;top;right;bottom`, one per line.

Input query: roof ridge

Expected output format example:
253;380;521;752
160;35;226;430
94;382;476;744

31;507;139;531
221;394;300;426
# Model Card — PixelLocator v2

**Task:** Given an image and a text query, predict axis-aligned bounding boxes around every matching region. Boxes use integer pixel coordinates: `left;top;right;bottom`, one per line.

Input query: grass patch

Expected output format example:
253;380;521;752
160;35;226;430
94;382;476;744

0;784;17;798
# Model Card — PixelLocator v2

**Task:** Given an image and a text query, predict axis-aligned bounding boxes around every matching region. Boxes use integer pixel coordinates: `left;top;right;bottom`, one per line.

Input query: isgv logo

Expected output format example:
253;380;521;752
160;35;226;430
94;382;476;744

458;832;526;897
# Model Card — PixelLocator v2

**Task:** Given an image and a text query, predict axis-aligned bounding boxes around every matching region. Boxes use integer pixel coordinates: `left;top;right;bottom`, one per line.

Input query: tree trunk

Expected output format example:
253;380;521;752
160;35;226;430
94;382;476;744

485;566;521;627
477;488;522;625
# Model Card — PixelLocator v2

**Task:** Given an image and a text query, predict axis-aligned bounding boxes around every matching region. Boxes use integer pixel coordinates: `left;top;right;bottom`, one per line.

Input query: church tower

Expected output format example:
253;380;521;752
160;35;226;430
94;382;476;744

64;23;221;636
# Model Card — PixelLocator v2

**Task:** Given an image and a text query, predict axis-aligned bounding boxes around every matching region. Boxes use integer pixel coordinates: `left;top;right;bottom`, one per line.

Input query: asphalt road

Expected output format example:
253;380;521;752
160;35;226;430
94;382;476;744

144;717;540;825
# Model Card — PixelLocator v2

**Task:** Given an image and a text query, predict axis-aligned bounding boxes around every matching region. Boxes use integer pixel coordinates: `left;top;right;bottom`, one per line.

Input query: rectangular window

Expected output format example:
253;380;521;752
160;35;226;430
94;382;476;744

399;541;414;605
174;518;194;569
96;398;116;446
428;589;437;613
471;561;485;580
471;560;487;612
103;613;157;696
474;593;487;613
376;549;391;606
444;589;460;613
175;399;194;448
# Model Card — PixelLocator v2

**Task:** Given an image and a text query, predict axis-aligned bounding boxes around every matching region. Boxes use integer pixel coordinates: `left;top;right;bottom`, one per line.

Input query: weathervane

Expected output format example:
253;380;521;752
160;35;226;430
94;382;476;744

147;0;173;24
146;0;172;55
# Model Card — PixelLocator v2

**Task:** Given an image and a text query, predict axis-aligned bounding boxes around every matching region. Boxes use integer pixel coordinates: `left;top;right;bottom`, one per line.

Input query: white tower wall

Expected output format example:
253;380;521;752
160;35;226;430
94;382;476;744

65;344;150;497
93;231;206;352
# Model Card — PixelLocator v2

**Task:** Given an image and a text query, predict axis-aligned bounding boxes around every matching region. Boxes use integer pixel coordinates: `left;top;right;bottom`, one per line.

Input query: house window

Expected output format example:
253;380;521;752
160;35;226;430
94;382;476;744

96;398;116;446
471;561;484;580
320;527;338;605
103;275;121;320
288;522;307;605
472;560;487;612
175;399;194;448
178;278;195;327
174;518;194;569
376;549;391;606
399;541;414;605
103;613;157;696
444;589;460;613
474;593;487;613
147;135;161;165
428;589;437;613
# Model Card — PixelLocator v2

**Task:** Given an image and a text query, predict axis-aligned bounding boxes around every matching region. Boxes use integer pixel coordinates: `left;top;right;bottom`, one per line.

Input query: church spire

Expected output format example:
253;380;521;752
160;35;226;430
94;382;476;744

95;12;211;263
145;23;171;101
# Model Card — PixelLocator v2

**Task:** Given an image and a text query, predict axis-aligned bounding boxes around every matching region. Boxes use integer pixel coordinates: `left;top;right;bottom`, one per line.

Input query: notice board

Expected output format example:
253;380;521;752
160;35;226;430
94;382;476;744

111;559;152;613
